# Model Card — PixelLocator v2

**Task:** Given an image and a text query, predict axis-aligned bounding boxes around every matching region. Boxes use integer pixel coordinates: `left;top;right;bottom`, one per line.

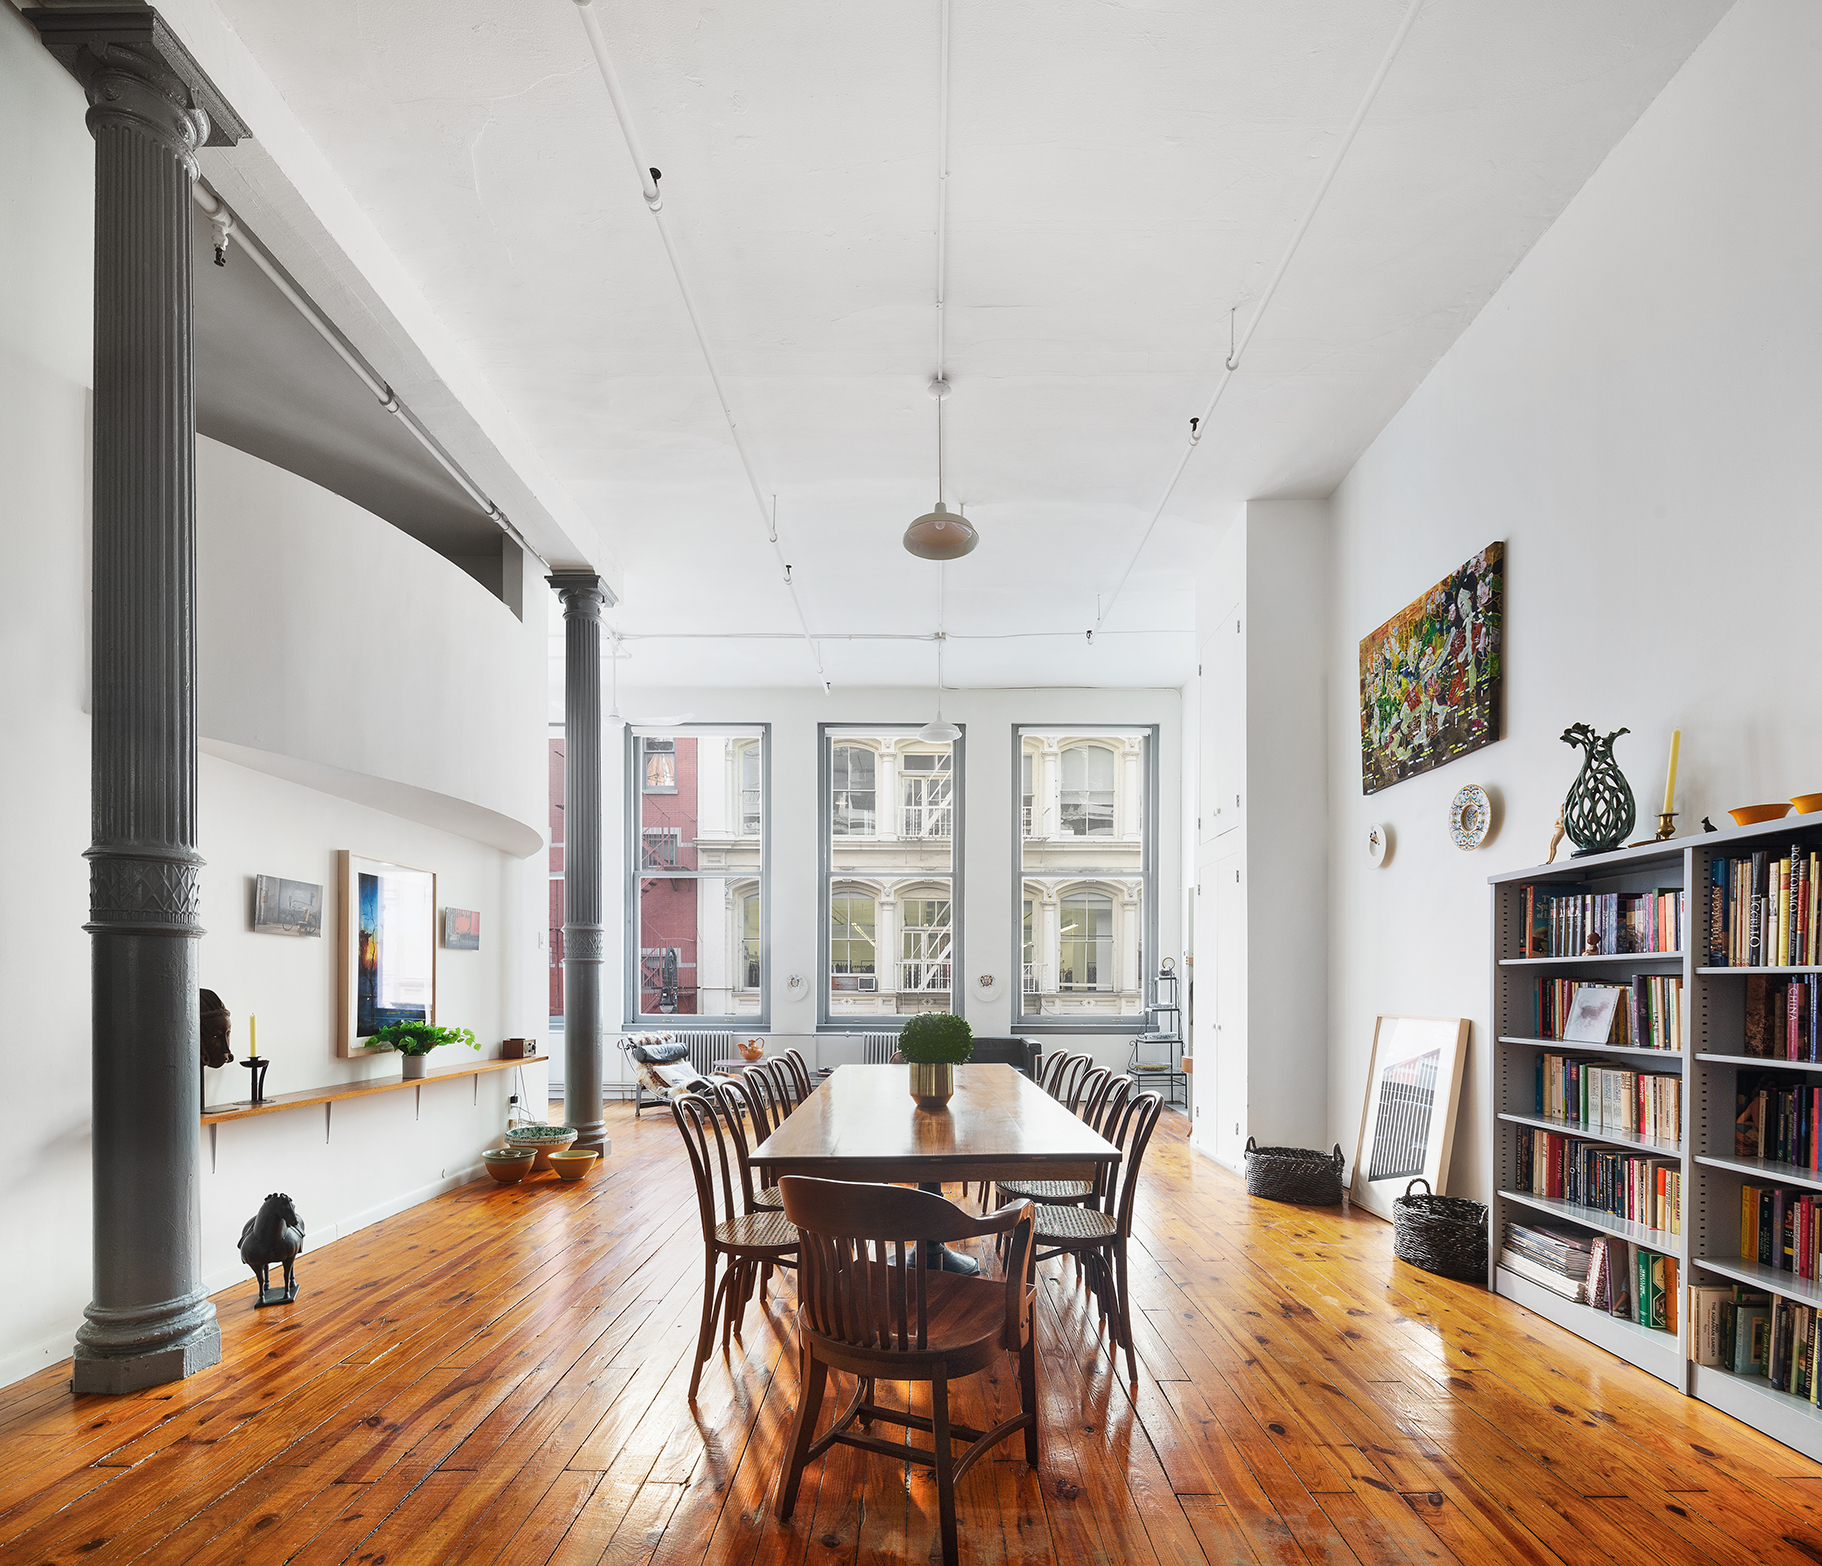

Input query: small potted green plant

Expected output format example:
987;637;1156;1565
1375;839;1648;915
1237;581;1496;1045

364;1020;478;1079
897;1012;973;1108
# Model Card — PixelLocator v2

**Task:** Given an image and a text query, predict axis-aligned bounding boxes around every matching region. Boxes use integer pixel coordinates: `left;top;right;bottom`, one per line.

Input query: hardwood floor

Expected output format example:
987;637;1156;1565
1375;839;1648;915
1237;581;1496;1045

4;1100;1821;1565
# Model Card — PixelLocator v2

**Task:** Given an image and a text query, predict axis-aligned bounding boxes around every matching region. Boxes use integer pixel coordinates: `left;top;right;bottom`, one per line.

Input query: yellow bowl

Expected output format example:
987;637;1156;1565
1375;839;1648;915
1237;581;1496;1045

548;1149;598;1182
1730;803;1794;826
1792;794;1822;815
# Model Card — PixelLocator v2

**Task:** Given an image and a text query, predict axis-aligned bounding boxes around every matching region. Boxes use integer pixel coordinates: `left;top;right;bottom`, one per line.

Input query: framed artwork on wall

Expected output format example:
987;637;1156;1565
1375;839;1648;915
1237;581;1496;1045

1359;540;1503;794
1352;1014;1471;1223
443;907;480;950
339;851;436;1058
253;874;323;937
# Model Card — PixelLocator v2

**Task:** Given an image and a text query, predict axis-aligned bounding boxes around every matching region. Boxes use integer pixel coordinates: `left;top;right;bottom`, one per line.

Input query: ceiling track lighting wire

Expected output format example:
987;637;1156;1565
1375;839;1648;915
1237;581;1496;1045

1094;0;1425;634
189;182;548;569
571;0;829;694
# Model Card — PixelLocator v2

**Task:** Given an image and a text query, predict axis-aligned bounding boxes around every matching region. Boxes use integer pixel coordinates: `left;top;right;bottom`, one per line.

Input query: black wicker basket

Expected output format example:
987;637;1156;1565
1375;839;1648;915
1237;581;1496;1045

1392;1178;1488;1284
1243;1138;1348;1207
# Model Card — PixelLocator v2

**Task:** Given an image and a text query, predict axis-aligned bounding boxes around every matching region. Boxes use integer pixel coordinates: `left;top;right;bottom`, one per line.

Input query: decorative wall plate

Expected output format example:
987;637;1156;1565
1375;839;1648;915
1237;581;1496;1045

1449;784;1492;850
1366;823;1389;867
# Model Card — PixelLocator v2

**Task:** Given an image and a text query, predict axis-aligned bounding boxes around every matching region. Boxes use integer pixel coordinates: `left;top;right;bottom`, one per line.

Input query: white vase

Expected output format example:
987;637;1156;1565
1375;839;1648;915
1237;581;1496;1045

401;1054;428;1080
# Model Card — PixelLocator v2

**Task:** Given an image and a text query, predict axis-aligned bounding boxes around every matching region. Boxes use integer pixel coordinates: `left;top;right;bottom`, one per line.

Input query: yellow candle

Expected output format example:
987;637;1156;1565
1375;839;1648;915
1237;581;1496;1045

1662;729;1680;816
248;1014;257;1058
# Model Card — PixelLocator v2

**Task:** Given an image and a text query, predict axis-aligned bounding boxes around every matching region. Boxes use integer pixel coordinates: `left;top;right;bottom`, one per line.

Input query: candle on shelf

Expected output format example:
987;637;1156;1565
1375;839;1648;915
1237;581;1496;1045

248;1014;257;1059
1662;729;1681;816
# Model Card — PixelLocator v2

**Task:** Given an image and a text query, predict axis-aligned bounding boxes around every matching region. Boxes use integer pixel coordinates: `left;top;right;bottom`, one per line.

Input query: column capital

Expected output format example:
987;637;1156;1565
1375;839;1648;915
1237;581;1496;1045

547;571;612;613
29;8;247;164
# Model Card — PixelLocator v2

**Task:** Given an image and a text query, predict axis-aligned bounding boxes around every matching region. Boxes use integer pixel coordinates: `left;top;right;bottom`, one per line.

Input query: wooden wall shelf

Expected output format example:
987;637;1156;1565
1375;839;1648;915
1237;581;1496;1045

202;1055;541;1125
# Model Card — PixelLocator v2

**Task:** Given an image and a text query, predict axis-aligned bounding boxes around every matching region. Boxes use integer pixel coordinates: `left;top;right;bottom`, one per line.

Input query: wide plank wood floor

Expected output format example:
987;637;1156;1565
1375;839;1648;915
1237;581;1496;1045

4;1100;1821;1565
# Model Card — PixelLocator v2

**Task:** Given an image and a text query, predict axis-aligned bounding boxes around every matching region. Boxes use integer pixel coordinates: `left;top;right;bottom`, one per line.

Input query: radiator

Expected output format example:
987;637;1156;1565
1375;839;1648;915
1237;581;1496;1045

674;1031;737;1077
861;1032;898;1065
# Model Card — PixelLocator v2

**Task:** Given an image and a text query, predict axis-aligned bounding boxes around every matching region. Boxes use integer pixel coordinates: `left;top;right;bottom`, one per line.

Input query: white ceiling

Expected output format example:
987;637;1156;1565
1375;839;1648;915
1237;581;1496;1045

206;0;1730;692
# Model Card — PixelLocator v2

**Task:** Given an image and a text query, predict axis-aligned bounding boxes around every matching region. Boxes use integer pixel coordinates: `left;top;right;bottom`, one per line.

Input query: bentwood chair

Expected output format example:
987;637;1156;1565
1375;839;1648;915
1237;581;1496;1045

744;1058;794;1138
672;1092;798;1399
774;1177;1040;1566
780;1048;815;1105
995;1069;1126;1208
713;1079;782;1213
1031;1090;1164;1385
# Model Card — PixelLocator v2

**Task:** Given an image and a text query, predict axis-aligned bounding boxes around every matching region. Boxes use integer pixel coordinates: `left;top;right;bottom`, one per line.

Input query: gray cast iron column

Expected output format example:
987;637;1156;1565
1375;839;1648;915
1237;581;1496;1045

29;9;246;1395
549;574;608;1153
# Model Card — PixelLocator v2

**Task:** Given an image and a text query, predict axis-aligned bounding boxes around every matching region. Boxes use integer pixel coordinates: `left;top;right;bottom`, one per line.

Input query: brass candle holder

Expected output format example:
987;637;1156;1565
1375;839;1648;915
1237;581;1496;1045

1653;810;1677;841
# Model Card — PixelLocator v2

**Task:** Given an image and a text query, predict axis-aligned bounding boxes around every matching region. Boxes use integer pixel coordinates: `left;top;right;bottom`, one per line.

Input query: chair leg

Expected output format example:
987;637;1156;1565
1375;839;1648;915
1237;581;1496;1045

723;1262;745;1348
690;1251;721;1400
1116;1238;1138;1385
857;1375;875;1429
931;1373;958;1566
1019;1329;1040;1469
776;1347;830;1521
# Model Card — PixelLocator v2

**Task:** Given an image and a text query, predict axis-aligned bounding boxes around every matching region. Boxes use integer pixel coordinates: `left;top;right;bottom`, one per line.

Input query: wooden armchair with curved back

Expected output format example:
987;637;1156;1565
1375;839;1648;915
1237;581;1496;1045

774;1177;1040;1566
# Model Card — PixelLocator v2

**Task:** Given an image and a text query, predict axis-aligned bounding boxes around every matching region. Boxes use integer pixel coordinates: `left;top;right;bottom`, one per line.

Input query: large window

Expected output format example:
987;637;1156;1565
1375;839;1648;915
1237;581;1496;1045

820;725;962;1027
625;726;769;1025
1014;725;1155;1028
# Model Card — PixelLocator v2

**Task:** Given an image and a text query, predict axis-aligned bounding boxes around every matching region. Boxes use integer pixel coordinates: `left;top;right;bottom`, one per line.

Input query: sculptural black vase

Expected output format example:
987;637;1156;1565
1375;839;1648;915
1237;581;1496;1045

1561;723;1636;856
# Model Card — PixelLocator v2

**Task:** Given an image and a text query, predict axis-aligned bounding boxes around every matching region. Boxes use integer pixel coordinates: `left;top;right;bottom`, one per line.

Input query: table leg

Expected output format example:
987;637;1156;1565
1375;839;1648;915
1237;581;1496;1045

918;1182;980;1274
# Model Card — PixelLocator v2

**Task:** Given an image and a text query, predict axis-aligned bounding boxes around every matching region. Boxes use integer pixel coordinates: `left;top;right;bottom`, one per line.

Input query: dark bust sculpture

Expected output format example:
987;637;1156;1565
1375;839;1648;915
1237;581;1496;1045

201;988;233;1069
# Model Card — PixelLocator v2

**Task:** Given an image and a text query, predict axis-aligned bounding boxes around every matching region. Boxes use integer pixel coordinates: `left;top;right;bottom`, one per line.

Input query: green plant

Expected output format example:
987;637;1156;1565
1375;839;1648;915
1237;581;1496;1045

896;1012;973;1064
363;1021;478;1058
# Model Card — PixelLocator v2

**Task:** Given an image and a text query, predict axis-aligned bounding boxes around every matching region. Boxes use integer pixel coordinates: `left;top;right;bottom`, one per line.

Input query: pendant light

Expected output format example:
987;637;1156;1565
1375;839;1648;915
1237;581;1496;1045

903;379;977;560
917;569;961;744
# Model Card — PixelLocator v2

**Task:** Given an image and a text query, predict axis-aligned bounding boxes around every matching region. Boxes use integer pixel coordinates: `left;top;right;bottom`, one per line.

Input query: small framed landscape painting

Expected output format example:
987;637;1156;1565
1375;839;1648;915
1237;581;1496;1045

253;875;323;937
1359;541;1503;794
443;907;480;950
339;851;436;1057
1352;1015;1471;1223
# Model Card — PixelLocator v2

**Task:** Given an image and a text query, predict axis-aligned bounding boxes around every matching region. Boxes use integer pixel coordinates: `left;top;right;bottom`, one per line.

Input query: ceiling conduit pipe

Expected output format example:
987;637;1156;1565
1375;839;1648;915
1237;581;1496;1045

571;0;830;693
1094;0;1425;635
189;183;548;570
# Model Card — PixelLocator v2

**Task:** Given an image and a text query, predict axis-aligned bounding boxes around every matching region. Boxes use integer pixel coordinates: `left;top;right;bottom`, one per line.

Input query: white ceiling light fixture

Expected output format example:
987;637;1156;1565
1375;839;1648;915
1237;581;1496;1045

917;569;961;744
903;0;977;564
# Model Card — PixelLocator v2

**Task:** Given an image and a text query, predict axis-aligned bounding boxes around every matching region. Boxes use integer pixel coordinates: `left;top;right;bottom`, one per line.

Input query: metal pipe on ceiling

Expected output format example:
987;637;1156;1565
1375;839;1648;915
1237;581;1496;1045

1094;0;1426;635
571;0;831;695
189;182;549;571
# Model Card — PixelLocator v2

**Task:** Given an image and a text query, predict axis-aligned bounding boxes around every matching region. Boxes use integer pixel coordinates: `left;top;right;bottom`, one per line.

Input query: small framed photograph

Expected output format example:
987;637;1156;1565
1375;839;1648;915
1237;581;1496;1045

1561;984;1622;1044
443;907;481;951
253;875;323;937
1352;1015;1471;1223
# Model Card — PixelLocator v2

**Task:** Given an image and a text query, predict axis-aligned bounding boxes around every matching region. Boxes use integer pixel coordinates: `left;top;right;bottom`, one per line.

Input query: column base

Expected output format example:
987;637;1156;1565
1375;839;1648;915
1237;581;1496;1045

72;1321;220;1395
573;1131;612;1157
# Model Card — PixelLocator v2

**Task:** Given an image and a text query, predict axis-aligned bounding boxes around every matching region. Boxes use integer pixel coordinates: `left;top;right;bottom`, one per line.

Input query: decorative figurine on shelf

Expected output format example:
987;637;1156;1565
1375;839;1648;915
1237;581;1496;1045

239;1191;305;1307
241;1012;269;1104
201;989;233;1109
1560;723;1636;856
1544;804;1565;865
1702;816;1718;833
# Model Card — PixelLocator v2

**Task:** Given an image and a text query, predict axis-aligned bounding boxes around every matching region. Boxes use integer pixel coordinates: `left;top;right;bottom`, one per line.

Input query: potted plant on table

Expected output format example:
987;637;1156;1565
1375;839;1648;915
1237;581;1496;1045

364;1021;478;1079
898;1013;973;1109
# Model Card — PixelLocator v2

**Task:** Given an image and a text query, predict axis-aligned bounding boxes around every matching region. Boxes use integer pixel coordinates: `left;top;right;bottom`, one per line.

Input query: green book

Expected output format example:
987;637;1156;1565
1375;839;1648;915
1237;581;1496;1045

1735;1306;1772;1376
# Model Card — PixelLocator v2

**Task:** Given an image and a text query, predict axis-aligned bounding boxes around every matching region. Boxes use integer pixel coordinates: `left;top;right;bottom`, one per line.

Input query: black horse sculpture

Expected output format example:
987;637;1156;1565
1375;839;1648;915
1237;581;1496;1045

240;1192;305;1307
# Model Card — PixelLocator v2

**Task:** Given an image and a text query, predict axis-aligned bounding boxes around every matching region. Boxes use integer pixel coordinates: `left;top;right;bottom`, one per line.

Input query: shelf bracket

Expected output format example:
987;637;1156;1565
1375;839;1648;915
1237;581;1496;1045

415;1084;422;1121
208;1123;217;1175
325;1102;333;1144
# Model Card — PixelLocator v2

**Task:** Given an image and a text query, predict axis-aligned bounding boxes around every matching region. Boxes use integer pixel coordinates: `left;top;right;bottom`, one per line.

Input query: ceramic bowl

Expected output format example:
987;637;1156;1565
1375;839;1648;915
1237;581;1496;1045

483;1148;536;1185
505;1125;579;1170
1730;803;1794;826
1792;794;1822;815
548;1149;599;1183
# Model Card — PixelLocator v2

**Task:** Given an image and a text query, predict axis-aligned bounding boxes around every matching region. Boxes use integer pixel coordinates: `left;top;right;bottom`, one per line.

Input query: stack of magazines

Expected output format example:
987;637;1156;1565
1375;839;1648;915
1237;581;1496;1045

1499;1221;1593;1301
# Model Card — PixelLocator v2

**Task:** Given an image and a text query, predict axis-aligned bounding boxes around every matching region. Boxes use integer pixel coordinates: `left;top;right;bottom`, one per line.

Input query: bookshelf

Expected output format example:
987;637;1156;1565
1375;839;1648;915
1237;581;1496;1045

1490;810;1822;1459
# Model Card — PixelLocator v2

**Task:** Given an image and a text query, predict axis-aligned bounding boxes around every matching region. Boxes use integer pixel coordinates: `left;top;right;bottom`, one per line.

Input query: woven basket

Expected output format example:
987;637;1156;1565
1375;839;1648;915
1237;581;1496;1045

1392;1178;1488;1284
1243;1138;1348;1207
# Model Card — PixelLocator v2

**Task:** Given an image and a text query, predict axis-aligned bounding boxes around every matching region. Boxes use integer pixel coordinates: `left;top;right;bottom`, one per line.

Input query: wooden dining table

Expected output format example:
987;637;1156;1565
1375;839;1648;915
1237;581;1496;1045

751;1062;1120;1189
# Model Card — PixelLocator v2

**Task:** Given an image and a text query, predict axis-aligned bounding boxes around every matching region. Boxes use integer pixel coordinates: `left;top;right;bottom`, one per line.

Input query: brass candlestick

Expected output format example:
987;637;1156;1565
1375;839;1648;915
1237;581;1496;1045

1653;810;1677;841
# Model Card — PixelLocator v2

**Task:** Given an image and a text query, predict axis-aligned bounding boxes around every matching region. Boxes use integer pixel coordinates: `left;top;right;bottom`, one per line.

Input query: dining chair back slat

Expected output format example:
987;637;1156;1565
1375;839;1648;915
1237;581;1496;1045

674;1090;741;1234
781;1048;815;1104
712;1079;771;1214
1071;1065;1110;1119
1054;1052;1092;1109
758;1058;798;1119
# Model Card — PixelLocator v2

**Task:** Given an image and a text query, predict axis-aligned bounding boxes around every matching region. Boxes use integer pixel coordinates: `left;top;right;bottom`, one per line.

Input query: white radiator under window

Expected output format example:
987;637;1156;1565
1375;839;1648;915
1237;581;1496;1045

861;1032;898;1065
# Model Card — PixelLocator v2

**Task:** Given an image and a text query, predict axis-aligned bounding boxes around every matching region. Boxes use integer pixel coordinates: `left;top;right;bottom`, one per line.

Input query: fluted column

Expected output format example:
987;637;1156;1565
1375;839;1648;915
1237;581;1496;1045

29;7;246;1395
549;573;608;1153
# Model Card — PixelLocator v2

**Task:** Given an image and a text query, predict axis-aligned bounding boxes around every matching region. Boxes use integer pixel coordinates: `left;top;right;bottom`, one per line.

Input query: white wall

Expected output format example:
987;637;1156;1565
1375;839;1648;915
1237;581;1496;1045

1322;0;1822;1201
596;685;1183;1077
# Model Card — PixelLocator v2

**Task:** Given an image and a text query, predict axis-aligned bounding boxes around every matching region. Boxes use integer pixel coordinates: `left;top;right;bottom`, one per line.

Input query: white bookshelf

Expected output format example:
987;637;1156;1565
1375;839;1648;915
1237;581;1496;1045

1489;811;1822;1461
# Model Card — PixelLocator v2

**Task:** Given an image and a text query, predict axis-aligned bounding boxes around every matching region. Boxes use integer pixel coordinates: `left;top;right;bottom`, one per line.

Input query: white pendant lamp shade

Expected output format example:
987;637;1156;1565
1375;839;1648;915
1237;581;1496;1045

916;715;961;744
903;501;977;561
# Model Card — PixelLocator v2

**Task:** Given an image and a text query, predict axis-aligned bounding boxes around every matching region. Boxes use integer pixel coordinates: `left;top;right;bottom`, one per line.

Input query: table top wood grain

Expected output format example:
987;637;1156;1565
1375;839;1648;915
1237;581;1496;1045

751;1063;1119;1184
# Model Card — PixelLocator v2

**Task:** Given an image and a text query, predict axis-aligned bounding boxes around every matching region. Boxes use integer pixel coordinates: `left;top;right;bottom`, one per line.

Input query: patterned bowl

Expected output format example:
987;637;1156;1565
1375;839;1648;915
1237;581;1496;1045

548;1149;598;1183
483;1148;536;1185
505;1125;578;1170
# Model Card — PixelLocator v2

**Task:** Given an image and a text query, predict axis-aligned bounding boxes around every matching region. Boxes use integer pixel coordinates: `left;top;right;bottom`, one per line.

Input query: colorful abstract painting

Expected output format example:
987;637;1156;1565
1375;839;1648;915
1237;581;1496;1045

1359;541;1503;795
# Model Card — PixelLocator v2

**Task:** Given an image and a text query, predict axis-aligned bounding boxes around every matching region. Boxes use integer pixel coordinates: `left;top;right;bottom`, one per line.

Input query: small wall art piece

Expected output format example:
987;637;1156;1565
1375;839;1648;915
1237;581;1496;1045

443;907;480;950
1352;1015;1471;1223
1359;541;1503;795
339;851;436;1057
253;875;323;937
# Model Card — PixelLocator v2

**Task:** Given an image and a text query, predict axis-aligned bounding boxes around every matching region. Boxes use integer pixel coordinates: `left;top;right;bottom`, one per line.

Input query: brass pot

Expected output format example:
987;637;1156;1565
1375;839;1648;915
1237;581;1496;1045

907;1060;955;1109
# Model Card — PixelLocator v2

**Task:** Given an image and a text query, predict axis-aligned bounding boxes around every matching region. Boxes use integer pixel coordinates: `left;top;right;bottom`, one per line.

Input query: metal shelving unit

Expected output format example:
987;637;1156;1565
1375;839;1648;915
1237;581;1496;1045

1490;812;1822;1457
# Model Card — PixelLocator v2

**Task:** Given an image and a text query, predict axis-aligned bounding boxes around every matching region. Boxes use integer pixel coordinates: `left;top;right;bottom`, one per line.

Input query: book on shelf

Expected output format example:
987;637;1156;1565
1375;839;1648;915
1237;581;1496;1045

1737;975;1820;1062
1736;1072;1822;1169
1515;1127;1681;1233
1521;883;1684;958
1713;1287;1774;1376
1740;1182;1822;1280
1581;1233;1676;1332
1691;1284;1731;1365
1530;977;1681;1050
1743;1294;1822;1399
1533;1053;1681;1141
1500;1221;1591;1301
1706;845;1822;968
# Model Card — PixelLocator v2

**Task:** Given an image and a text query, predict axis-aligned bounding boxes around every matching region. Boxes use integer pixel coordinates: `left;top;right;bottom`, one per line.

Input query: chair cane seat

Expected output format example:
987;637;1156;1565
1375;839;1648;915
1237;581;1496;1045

714;1211;799;1252
995;1178;1093;1203
754;1185;784;1210
1033;1204;1117;1244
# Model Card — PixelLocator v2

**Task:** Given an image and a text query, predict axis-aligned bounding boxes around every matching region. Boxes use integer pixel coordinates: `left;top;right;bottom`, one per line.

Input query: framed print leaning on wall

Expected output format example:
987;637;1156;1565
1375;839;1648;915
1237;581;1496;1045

339;851;437;1057
1352;1015;1471;1222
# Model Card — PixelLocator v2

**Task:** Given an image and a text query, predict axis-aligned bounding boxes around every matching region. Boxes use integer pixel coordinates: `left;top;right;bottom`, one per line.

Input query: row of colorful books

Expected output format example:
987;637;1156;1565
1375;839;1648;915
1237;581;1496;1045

1736;975;1822;1062
1535;1054;1680;1142
1737;1076;1822;1170
1690;1284;1774;1377
1740;1183;1822;1278
1530;977;1682;1050
1588;1234;1677;1332
1515;1128;1681;1233
1521;885;1684;958
1706;847;1821;968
